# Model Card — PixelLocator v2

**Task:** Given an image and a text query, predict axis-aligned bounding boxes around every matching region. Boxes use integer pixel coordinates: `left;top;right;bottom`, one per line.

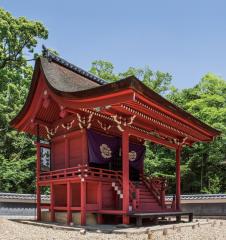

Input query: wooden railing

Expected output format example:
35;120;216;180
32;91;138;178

129;181;140;211
39;165;140;211
141;174;167;208
39;165;122;182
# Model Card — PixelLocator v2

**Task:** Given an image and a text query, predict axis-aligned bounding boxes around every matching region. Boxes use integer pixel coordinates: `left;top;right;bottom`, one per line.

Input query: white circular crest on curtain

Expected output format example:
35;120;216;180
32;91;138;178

100;144;112;159
129;150;137;161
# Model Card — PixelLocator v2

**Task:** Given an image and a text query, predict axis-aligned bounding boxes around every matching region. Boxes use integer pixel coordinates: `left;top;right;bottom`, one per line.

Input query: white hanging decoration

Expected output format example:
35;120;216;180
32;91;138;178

127;115;136;125
87;112;94;129
45;125;59;139
77;112;94;129
97;120;111;131
112;114;136;132
62;120;74;130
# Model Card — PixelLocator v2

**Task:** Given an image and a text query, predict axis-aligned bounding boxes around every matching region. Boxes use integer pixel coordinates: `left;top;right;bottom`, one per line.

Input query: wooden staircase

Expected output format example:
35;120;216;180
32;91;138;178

134;181;162;211
129;175;167;212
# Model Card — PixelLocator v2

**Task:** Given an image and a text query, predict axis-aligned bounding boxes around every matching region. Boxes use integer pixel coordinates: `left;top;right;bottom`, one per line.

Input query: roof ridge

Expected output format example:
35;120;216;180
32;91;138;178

42;45;107;85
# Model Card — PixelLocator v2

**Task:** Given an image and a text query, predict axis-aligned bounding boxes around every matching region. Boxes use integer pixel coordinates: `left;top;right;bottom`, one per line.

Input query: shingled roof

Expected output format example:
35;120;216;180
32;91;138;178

42;45;107;87
10;47;221;139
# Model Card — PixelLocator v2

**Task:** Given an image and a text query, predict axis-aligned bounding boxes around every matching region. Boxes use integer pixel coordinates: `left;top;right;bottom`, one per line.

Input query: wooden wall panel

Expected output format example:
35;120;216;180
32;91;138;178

102;183;115;209
51;130;88;170
69;134;83;167
52;140;65;170
86;182;98;204
69;130;88;167
54;184;67;206
71;183;81;207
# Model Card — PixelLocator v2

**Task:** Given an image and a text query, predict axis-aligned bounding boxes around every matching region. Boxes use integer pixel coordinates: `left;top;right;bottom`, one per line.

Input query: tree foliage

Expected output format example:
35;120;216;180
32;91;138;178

90;60;172;94
167;73;226;193
0;8;48;193
0;8;48;69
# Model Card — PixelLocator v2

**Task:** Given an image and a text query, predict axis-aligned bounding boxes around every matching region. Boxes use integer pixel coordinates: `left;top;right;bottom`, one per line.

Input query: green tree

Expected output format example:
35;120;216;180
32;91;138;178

168;73;226;193
0;8;48;193
90;60;172;94
90;60;119;82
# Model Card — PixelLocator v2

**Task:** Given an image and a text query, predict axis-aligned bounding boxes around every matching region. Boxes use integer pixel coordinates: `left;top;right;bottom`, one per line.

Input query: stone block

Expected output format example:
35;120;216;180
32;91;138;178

55;212;67;224
41;211;51;222
72;212;97;225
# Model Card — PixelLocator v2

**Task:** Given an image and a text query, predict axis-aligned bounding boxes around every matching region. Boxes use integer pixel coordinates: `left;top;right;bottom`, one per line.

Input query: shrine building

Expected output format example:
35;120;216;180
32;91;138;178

10;47;220;226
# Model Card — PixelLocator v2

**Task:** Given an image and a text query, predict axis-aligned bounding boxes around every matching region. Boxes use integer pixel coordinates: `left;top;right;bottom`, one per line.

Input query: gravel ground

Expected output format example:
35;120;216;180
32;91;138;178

0;218;226;240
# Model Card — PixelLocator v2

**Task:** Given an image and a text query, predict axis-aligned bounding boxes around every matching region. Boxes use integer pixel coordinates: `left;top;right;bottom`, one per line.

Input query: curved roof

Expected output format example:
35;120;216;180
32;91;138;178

10;51;221;140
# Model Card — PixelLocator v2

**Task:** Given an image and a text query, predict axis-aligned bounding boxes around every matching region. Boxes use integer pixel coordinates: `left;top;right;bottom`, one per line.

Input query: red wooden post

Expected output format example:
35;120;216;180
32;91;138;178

36;124;41;221
160;180;166;209
50;183;55;221
67;181;72;224
80;179;86;225
176;145;182;210
122;130;130;224
97;181;103;224
65;138;69;168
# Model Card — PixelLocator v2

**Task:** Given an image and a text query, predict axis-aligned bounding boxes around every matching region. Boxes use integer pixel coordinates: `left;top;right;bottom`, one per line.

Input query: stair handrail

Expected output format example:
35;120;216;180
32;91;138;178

129;180;140;211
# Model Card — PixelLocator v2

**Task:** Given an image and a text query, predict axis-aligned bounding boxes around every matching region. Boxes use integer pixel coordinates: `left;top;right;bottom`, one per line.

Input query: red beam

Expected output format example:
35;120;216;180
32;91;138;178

137;94;213;139
103;105;192;144
128;127;177;150
49;88;135;109
126;102;204;142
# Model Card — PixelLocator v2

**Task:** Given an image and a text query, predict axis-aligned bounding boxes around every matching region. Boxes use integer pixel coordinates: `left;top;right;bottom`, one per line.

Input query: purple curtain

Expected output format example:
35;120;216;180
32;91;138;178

87;129;119;164
128;143;146;170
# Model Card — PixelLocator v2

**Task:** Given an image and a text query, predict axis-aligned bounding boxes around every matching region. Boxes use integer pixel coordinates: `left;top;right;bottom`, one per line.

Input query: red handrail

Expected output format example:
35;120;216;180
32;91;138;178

129;180;140;211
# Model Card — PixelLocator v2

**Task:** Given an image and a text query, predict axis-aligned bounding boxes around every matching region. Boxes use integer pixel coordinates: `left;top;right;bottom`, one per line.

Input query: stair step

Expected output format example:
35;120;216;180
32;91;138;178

140;192;153;196
136;185;147;188
137;188;147;190
140;199;157;203
140;195;153;199
140;194;155;198
139;189;151;193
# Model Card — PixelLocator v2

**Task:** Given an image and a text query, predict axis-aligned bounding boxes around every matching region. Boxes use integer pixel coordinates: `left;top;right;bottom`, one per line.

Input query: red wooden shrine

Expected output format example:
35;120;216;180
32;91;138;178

11;48;220;225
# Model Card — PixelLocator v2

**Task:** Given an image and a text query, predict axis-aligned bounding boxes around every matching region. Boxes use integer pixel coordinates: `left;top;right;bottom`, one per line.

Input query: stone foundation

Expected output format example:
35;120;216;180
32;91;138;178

41;211;51;222
41;211;97;225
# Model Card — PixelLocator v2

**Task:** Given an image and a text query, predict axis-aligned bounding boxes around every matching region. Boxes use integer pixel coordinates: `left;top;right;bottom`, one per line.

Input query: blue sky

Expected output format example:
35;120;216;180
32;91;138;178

1;0;226;89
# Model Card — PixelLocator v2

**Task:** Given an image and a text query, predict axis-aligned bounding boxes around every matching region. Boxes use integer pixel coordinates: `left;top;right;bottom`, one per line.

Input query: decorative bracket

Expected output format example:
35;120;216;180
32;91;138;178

173;136;188;146
112;114;136;132
62;120;75;131
77;113;94;129
97;120;111;131
45;125;59;139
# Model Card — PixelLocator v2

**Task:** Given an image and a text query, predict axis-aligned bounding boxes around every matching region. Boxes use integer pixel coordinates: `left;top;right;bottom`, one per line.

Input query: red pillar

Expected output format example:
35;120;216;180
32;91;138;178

80;179;86;225
65;138;69;168
176;145;182;210
67;181;72;224
36;124;41;221
50;183;55;221
122;130;130;224
97;181;103;224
